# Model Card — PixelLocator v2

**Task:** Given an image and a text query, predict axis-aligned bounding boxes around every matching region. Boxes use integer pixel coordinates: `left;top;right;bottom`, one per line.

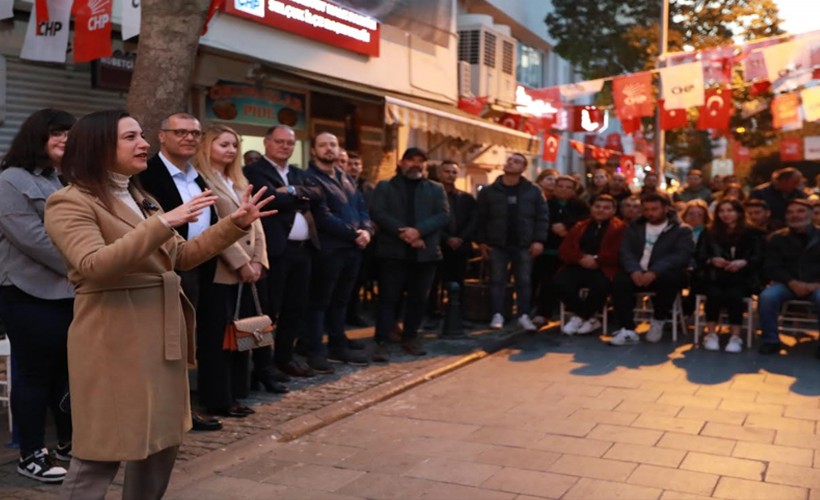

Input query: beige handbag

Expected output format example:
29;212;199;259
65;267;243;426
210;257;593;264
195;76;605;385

223;283;274;352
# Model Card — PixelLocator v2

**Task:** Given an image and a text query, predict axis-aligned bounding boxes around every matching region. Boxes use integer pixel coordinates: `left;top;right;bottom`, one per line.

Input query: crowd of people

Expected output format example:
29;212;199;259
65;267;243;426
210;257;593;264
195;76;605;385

0;107;819;496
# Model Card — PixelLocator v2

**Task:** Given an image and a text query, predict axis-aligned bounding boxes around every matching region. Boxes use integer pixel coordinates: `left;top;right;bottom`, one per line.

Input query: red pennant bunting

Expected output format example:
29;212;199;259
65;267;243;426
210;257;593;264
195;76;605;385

750;80;771;96
35;0;49;26
771;93;801;129
696;87;733;130
780;137;803;161
542;133;561;162
612;72;654;119
620;116;642;135
72;0;113;63
569;139;585;156
605;133;623;152
659;99;688;130
457;96;488;116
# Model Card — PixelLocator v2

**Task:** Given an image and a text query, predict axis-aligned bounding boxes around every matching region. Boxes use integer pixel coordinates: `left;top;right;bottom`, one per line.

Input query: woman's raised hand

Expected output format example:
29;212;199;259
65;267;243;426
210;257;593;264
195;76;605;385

230;185;277;229
162;190;219;228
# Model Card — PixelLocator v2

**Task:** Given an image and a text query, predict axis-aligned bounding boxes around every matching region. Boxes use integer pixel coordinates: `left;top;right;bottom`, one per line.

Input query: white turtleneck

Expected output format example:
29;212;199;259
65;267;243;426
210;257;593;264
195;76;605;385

109;171;145;219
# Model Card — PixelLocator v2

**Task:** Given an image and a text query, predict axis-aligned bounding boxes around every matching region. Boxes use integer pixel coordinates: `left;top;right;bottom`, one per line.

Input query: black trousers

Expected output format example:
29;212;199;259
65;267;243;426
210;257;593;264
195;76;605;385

375;259;437;343
533;253;562;317
306;247;362;357
554;266;611;319
611;271;685;330
702;281;749;325
428;247;470;315
196;283;251;410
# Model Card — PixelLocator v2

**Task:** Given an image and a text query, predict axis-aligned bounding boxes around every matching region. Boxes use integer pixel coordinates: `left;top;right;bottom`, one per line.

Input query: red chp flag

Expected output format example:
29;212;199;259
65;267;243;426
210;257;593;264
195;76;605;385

613;72;654;119
780;137;803;161
659;100;688;130
35;0;49;24
542;133;561;162
771;93;801;129
72;0;113;63
457;96;488;116
696;87;733;130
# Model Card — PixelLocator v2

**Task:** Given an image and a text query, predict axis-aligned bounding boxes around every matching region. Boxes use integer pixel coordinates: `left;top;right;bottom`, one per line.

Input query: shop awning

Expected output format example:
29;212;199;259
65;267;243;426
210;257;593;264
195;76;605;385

385;96;539;153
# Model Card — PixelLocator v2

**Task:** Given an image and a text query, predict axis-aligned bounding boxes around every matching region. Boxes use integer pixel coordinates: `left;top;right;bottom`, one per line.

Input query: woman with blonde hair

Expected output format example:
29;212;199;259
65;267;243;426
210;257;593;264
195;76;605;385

192;125;281;417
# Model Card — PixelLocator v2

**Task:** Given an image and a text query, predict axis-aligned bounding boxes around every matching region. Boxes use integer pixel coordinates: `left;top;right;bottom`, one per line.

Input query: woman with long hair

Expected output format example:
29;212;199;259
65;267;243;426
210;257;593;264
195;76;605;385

0;108;75;482
695;198;763;353
192;124;279;417
44;110;274;498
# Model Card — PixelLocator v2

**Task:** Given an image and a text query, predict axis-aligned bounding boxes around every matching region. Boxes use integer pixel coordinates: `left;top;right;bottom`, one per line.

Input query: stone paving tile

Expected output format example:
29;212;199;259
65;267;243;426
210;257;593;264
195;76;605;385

677;406;747;426
638;382;699;396
656;393;722;410
262;463;365;492
631;414;705;435
555;394;624;411
262;487;363;500
744;413;817;434
713;476;808;500
473;445;562;472
404;457;501;487
775;430;820;450
679;451;766;480
336;472;438;499
627;464;719;496
718;399;785;416
262;440;360;466
167;475;288;500
562;477;662;500
587;423;663;446
603;443;686;468
731;380;791;394
614;400;683;417
466;426;546;449
657;491;715;500
732;441;815;467
694;386;758;401
701;422;775;444
538;381;606;397
547;454;637;482
519;417;598;437
784;406;820;421
531;434;613;458
480;467;578;498
335;449;428;475
599;387;663;403
219;458;294;482
756;392;820;407
569;408;640;426
766;462;820;489
418;482;516;500
395;436;492;461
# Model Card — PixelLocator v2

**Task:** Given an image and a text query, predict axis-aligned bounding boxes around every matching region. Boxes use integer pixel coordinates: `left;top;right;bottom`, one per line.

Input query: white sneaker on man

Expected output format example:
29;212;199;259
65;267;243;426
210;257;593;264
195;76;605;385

725;335;743;354
489;313;504;330
562;316;584;335
610;328;640;346
703;333;720;351
577;317;602;335
518;314;537;332
646;319;665;343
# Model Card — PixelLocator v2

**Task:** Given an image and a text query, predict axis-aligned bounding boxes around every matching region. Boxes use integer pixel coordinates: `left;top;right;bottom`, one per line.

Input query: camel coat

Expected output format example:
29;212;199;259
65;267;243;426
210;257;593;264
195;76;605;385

44;184;247;461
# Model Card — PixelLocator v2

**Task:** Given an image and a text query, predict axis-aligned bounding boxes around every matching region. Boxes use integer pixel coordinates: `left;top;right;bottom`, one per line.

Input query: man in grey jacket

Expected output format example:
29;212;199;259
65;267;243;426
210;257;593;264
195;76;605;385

369;147;450;360
476;153;549;331
610;193;694;345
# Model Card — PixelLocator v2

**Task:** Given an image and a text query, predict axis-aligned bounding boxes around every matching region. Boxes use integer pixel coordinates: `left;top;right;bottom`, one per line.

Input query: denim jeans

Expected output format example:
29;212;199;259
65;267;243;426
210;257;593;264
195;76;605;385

758;283;820;344
488;247;533;317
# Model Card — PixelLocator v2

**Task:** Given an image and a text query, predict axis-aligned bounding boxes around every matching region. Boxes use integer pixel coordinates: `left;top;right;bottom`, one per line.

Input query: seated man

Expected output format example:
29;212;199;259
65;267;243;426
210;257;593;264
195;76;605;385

745;199;782;234
555;195;626;335
758;199;820;356
610;193;694;345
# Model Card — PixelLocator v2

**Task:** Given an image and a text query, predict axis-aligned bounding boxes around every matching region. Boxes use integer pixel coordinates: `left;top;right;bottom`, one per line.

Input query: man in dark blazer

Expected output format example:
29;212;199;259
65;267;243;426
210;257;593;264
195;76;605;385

136;112;223;431
369;147;450;361
243;125;330;380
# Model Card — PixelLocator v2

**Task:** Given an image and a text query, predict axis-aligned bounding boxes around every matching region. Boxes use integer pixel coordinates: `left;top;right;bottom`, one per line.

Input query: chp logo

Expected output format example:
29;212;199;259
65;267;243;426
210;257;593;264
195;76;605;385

235;0;265;18
86;0;111;31
622;82;649;106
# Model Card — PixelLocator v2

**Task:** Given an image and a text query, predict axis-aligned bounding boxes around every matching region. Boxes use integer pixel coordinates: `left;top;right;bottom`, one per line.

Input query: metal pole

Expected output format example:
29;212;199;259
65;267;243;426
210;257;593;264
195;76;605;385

655;0;669;184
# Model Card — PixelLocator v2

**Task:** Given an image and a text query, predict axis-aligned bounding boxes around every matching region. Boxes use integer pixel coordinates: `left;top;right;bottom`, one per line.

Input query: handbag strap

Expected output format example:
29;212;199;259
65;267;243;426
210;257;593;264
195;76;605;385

233;283;265;320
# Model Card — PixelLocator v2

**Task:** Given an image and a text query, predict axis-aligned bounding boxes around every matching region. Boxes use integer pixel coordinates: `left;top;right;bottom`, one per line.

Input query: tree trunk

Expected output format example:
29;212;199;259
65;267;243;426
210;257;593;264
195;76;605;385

125;0;211;153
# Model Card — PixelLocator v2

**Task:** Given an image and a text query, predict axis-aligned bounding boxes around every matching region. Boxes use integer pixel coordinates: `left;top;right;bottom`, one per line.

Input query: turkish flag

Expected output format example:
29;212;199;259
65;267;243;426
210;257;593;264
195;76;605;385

659;99;688;130
771;93;801;129
72;0;113;63
542;133;561;162
613;72;654;119
457;96;488;116
499;113;522;130
696;87;733;130
620;155;636;183
569;139;585;156
781;137;803;161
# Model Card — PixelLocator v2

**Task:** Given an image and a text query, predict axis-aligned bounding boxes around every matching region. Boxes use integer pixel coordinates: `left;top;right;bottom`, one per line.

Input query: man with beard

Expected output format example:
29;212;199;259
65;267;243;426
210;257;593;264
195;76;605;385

303;133;372;372
369;147;449;361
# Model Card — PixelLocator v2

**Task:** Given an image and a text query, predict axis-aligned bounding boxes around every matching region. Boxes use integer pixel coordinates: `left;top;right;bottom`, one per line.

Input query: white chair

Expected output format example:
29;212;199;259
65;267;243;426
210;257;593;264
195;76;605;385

559;288;608;334
633;292;687;342
0;337;11;431
778;300;818;338
693;294;755;348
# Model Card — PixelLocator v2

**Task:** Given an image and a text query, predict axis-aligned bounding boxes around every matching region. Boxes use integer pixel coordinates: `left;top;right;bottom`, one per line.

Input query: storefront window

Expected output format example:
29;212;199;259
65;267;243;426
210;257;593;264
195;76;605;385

517;44;544;88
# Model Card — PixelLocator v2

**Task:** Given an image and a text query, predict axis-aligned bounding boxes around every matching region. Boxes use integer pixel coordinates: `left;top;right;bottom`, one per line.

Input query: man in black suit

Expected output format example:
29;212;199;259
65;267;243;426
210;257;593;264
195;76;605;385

244;125;327;380
137;112;226;431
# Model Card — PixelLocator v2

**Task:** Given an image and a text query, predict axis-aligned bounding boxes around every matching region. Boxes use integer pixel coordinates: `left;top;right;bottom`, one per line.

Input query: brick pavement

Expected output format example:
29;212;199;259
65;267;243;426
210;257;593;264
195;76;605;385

165;329;820;499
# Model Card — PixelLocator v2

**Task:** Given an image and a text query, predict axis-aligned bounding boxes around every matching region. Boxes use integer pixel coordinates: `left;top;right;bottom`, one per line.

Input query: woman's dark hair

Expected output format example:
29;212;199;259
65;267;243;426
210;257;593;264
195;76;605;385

61;109;130;208
710;198;749;245
0;108;76;173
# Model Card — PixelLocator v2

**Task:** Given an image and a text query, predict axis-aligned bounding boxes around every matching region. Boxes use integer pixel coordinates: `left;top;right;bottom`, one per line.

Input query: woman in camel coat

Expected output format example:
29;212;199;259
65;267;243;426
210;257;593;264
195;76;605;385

44;110;274;499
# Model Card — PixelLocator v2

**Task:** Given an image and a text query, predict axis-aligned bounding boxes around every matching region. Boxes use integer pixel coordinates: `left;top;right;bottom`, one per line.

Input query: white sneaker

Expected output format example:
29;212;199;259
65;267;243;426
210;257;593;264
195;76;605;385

577;317;602;335
17;448;67;483
646;320;665;343
489;313;504;330
562;316;584;335
610;328;640;346
532;315;547;327
703;333;720;351
725;335;743;354
518;314;537;332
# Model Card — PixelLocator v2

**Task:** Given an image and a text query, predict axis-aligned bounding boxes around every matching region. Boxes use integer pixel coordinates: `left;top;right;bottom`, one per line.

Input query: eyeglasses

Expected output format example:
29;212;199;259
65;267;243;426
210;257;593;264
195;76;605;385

161;129;203;139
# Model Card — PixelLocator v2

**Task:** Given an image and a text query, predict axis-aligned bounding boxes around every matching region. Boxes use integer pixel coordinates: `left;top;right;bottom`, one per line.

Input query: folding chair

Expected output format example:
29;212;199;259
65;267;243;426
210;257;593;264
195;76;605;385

693;294;755;348
633;292;687;342
778;300;818;338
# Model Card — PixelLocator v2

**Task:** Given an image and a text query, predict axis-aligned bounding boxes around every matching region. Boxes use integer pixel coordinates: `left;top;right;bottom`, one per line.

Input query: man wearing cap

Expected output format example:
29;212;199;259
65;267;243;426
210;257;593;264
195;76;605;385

369;147;450;360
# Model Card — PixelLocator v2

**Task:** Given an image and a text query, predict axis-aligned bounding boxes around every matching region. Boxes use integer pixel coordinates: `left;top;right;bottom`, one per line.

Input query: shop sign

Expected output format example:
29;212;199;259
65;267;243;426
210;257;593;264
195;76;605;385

223;0;380;57
205;80;307;129
91;50;136;91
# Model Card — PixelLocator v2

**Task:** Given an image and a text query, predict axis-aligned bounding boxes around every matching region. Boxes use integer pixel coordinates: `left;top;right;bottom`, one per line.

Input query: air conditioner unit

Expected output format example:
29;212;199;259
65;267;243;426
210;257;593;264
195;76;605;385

458;24;517;103
497;38;517;104
458;61;472;97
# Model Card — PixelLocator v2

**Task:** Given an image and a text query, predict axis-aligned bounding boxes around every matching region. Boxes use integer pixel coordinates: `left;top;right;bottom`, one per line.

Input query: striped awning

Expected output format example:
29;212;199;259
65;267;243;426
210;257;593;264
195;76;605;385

385;96;538;153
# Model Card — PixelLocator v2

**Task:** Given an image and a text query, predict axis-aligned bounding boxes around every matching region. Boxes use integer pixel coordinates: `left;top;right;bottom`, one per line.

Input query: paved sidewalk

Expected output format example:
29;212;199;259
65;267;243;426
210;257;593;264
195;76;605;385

166;331;820;499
